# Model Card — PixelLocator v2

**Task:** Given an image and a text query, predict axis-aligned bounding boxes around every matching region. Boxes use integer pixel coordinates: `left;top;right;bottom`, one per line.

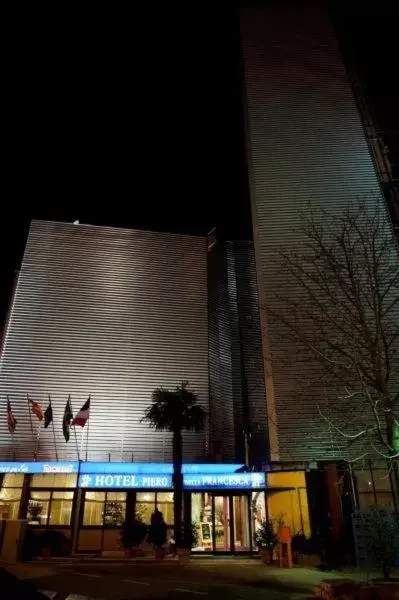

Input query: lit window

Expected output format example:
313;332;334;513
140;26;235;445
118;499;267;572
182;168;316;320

0;474;24;520
28;490;74;527
135;492;155;524
83;491;126;527
135;492;174;525
30;474;77;488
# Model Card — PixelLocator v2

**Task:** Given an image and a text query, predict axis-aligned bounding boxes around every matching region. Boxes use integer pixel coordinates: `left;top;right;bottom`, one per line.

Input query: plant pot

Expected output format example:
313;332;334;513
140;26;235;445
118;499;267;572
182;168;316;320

123;548;133;558
177;548;191;566
278;526;291;543
154;546;165;560
259;548;273;564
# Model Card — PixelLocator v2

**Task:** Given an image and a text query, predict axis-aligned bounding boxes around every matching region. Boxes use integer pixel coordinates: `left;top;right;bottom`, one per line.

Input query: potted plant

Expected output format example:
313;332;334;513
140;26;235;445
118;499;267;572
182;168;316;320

176;524;198;565
292;534;321;566
38;530;69;558
148;514;167;560
120;519;147;558
254;519;278;564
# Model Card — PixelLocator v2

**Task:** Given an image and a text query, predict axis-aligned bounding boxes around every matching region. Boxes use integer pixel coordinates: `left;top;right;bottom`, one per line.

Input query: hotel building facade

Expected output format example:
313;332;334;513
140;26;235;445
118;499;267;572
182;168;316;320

0;3;397;555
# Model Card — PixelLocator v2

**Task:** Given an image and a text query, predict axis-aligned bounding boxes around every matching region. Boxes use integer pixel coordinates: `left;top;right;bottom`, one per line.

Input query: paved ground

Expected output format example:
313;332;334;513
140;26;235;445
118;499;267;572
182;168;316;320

0;558;365;600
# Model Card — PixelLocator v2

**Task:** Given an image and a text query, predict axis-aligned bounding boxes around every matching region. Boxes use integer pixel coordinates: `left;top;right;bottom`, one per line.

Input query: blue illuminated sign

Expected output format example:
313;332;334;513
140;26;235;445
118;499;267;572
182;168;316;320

78;471;265;490
0;462;264;490
184;472;265;490
0;462;79;474
79;473;172;489
79;463;245;475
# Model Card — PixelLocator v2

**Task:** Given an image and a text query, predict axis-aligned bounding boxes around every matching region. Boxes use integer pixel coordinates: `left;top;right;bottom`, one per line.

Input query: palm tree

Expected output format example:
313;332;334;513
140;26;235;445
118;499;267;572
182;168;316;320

142;381;206;545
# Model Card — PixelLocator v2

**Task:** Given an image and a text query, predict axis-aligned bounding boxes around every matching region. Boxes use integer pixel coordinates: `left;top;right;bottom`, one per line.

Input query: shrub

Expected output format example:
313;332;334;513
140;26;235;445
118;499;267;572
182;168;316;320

360;508;399;580
254;520;278;549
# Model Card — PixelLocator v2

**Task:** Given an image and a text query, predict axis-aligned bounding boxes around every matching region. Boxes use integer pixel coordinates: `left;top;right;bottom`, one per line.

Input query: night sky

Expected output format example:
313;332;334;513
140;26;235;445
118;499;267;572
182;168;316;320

1;3;398;329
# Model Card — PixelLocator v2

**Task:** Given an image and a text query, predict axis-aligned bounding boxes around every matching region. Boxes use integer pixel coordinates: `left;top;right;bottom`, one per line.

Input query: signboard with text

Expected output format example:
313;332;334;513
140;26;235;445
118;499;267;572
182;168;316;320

0;462;79;474
78;471;265;490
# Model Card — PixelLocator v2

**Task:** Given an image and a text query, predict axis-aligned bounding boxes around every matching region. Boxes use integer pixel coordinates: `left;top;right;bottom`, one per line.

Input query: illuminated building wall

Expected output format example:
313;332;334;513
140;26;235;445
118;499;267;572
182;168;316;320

240;4;395;462
0;221;209;462
208;240;268;465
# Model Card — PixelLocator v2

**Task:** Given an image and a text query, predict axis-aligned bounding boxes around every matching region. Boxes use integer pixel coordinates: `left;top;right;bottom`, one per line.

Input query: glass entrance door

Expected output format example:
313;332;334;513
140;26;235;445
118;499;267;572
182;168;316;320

191;492;251;552
213;495;231;551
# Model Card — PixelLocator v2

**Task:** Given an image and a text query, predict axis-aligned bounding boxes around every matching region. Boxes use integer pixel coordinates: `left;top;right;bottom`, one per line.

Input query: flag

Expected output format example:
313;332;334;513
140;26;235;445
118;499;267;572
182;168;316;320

28;396;43;421
7;398;17;433
71;397;90;427
44;401;53;429
63;398;73;442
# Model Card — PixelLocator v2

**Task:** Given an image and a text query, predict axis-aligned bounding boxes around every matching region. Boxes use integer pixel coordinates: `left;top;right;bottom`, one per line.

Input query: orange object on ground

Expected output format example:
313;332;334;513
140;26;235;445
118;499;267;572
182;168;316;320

277;540;293;568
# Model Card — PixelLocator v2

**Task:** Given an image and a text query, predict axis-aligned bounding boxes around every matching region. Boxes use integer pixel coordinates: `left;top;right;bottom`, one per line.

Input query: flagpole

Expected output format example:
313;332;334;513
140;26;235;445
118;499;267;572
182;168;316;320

27;394;36;460
80;422;85;458
8;397;16;460
69;396;80;461
34;418;43;461
85;396;91;462
49;395;58;461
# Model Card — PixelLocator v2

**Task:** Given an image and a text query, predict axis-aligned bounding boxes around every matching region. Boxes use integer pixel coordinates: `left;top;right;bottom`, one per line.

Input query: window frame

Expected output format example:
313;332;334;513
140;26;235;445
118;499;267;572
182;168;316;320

81;490;127;528
27;488;75;528
135;491;174;526
0;474;24;520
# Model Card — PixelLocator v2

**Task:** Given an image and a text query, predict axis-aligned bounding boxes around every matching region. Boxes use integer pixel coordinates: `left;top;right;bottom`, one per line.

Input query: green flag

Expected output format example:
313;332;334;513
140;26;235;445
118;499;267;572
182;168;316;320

63;398;73;442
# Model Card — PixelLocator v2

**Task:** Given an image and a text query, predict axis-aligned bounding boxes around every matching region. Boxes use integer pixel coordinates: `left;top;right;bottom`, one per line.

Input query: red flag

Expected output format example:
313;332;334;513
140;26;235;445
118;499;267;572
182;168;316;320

7;398;17;433
71;397;90;427
28;396;43;421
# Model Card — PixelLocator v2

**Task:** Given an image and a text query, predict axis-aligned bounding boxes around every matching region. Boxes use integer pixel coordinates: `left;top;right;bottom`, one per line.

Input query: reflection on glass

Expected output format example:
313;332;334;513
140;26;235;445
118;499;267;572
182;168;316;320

0;488;21;520
2;474;24;487
83;491;105;526
252;491;266;537
0;475;24;520
233;496;250;551
214;496;230;550
191;493;212;551
28;497;49;525
104;492;126;527
157;492;174;525
30;474;77;488
49;494;73;526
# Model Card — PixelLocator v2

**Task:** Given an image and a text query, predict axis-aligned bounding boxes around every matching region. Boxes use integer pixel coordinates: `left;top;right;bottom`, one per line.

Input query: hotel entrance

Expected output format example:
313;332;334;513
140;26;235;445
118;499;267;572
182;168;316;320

191;492;251;552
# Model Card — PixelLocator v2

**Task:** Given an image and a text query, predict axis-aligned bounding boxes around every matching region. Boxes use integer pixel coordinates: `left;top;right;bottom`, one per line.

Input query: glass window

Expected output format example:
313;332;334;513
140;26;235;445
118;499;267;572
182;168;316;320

252;491;266;534
83;491;105;526
358;492;376;510
30;474;77;488
157;492;174;526
191;493;212;552
354;470;374;493
82;491;126;527
104;492;126;527
28;490;74;526
233;496;250;551
372;471;393;492
136;492;156;524
0;473;24;520
49;492;74;526
135;492;173;525
2;474;24;487
28;493;50;525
